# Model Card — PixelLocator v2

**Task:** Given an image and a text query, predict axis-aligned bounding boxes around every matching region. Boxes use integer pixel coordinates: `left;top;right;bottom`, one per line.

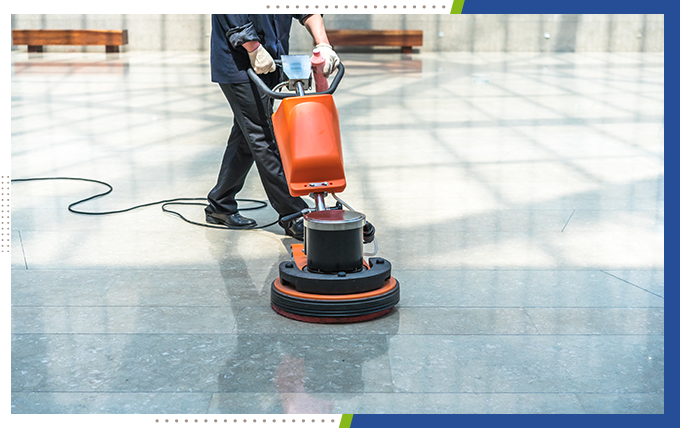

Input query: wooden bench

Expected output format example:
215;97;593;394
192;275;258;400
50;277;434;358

12;29;128;53
326;30;423;54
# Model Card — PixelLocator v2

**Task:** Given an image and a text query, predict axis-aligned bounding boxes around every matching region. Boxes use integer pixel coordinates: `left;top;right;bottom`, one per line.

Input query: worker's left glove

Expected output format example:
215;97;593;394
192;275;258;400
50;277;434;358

248;44;276;74
314;43;340;77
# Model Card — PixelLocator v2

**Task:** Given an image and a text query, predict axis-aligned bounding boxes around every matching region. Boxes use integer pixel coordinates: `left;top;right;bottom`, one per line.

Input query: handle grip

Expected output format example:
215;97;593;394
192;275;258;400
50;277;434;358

247;61;345;100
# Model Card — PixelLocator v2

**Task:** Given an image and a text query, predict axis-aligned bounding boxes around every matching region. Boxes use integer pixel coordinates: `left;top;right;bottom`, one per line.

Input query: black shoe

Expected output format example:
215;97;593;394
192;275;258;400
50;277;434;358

206;211;256;228
279;217;304;241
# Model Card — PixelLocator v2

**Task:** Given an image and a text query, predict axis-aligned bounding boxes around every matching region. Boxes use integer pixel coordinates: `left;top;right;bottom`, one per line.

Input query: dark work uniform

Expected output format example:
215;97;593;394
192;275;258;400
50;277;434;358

207;14;310;219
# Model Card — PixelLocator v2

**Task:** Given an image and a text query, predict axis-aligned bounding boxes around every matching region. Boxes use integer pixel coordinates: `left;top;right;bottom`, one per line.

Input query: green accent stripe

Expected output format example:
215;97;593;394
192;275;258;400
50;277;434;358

339;414;353;428
450;0;466;14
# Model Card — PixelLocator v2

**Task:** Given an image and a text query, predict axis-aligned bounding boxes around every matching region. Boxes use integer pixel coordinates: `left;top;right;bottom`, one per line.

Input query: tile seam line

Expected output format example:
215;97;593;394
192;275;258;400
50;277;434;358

18;230;28;269
573;393;589;414
600;270;664;299
561;209;576;232
521;308;541;335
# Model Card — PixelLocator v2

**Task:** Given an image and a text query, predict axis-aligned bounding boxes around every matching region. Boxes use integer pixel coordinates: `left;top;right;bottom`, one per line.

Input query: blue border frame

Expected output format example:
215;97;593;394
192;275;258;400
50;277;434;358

462;0;665;13
365;0;673;427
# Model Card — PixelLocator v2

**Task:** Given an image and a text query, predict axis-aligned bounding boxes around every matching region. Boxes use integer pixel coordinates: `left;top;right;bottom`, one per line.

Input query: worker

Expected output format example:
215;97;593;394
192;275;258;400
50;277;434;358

206;14;339;240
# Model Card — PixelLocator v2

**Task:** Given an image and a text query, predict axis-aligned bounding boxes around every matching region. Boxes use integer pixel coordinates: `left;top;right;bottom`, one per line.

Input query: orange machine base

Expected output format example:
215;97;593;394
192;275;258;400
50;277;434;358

270;240;399;324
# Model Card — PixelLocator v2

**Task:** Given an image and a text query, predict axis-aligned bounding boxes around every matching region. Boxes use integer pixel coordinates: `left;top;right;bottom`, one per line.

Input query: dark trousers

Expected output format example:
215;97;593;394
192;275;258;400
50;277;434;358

207;77;308;218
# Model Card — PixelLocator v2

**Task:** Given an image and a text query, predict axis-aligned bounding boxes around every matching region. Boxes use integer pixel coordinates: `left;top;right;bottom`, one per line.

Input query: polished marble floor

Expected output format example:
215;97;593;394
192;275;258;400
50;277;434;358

10;50;664;414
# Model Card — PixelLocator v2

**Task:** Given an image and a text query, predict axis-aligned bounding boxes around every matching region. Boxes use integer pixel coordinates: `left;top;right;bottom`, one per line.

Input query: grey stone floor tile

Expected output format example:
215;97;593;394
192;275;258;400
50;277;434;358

11;333;394;394
11;269;274;307
374;223;662;270
16;229;290;270
208;392;586;414
524;308;664;335
393;269;665;308
387;335;664;394
12;306;238;334
11;392;213;414
576;392;664;414
12;333;240;393
209;334;395;395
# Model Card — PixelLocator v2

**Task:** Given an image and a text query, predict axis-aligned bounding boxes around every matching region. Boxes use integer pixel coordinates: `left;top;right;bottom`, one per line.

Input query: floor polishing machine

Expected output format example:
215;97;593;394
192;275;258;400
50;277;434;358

247;55;400;324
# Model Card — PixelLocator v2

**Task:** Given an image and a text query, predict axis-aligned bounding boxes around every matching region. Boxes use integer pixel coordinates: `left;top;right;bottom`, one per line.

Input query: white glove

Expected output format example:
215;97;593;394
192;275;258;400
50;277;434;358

314;43;339;78
248;44;276;74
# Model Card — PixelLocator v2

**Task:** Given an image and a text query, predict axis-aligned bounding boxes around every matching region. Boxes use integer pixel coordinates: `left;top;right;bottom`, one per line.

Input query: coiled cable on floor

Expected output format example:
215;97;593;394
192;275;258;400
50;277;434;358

10;177;278;230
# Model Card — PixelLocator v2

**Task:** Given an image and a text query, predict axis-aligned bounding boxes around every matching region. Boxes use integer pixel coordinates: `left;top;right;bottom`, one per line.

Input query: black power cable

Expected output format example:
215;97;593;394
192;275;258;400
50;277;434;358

10;177;279;230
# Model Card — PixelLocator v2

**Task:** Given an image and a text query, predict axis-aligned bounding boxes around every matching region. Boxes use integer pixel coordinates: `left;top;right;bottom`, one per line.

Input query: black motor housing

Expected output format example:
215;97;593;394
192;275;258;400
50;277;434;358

304;210;365;274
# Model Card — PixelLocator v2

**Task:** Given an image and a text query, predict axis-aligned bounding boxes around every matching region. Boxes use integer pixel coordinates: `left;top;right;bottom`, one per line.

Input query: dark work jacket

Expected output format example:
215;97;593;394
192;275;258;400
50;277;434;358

210;14;311;84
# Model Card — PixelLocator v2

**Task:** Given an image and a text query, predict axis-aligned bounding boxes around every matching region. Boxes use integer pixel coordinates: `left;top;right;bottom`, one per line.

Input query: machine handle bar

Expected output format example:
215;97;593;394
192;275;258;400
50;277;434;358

247;61;345;100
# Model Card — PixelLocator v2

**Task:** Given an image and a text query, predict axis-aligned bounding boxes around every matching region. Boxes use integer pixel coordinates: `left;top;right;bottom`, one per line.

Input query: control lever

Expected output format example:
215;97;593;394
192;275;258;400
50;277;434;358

280;208;311;224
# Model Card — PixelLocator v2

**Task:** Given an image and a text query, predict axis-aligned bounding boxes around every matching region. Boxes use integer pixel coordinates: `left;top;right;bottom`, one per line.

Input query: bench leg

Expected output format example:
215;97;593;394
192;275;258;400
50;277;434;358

401;46;413;54
105;45;120;53
28;46;44;53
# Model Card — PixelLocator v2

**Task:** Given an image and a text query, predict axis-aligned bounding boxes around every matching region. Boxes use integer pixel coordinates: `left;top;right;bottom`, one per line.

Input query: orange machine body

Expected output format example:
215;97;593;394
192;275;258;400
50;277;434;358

271;94;346;197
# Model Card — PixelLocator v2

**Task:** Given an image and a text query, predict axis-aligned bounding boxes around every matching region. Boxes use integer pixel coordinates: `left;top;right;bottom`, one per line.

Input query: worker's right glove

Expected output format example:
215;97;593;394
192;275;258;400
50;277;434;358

248;44;276;74
314;43;340;77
